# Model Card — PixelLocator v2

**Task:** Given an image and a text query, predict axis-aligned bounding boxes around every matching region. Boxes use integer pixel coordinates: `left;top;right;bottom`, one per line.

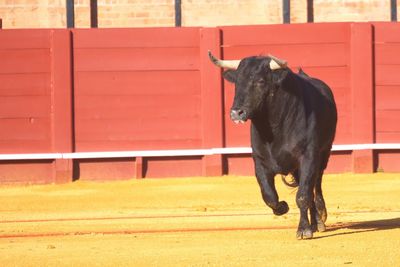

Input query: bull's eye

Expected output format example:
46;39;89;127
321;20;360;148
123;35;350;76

255;79;265;86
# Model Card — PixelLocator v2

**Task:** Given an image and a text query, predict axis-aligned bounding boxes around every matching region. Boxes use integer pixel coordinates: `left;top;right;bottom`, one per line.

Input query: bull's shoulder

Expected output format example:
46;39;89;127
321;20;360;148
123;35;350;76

292;71;335;104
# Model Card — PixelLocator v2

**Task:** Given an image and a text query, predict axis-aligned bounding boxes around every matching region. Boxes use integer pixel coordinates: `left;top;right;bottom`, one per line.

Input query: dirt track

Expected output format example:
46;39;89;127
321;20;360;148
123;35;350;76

1;173;400;266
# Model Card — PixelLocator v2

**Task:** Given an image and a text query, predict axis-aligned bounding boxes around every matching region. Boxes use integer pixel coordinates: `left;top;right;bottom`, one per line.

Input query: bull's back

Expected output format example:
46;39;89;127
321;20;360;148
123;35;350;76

298;74;338;148
311;78;337;148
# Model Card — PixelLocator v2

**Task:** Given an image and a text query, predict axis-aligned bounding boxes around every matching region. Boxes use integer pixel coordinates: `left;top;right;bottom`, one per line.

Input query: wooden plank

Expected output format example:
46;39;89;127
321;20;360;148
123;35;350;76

375;86;400;110
295;66;350;88
0;118;51;141
75;117;202;141
374;22;400;43
74;70;200;96
376;151;400;172
375;43;400;65
350;23;374;173
0;140;51;153
50;29;74;183
375;65;400;85
74;47;200;71
135;157;143;179
376;110;400;132
0;29;51;49
376;132;400;142
221;23;351;46
73;27;201;48
75;139;202;152
223;43;348;67
335;121;353;144
224;122;251;147
325;152;353;173
200;27;223;176
50;30;73;153
0;49;51;74
144;156;202;178
75;104;200;120
75;104;201;121
224;155;253;176
0;73;51;96
74;158;136;181
0;160;53;184
0;96;51;118
74;95;201;119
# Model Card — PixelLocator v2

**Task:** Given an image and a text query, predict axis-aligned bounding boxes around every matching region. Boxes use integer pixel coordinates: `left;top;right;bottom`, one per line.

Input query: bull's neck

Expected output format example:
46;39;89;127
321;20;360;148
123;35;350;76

252;76;304;141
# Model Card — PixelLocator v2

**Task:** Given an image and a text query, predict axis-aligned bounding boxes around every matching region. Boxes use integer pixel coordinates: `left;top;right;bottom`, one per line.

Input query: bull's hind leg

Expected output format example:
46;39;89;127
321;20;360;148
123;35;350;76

310;191;326;233
312;171;327;232
296;157;318;240
311;156;330;232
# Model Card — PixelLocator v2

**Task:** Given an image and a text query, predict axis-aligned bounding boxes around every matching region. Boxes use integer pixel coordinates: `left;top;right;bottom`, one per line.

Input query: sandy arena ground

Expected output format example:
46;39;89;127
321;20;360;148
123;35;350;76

0;173;399;266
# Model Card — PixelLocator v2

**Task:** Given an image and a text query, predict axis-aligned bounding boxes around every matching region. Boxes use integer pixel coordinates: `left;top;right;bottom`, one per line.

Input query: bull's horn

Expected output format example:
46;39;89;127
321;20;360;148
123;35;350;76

268;54;288;70
208;50;241;69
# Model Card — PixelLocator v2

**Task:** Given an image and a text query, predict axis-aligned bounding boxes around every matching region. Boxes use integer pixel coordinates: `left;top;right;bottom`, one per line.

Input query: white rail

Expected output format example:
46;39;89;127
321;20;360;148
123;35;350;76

0;143;399;160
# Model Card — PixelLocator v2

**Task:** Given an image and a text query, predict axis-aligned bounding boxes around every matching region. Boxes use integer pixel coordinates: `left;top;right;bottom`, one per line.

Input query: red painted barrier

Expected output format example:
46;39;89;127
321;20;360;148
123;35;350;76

0;23;400;183
0;29;72;183
373;23;400;171
71;27;224;180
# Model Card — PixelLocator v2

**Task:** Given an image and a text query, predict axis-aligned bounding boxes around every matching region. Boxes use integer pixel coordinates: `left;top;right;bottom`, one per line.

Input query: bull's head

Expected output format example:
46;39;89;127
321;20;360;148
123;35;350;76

208;51;288;124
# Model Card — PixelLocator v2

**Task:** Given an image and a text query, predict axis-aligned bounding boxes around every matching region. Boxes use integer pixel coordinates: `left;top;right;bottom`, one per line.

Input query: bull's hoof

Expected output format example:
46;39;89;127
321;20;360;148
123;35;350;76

311;221;326;233
273;201;289;216
296;228;313;240
317;221;326;232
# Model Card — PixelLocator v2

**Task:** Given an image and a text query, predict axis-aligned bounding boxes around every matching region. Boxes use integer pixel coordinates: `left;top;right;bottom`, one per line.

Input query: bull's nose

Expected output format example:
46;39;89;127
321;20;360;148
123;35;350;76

230;109;247;124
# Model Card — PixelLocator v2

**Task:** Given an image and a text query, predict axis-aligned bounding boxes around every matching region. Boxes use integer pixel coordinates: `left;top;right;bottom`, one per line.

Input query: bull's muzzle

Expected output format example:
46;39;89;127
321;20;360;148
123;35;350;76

230;109;248;124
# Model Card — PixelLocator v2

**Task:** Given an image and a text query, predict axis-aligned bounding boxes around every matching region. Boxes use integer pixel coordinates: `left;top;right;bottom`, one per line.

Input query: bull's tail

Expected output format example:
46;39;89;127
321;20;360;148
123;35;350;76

281;174;299;188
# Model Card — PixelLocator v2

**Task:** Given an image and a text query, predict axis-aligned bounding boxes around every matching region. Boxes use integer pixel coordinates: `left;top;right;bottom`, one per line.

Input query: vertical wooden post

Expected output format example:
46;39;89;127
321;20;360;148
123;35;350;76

135;157;143;179
51;30;74;183
200;28;224;176
350;23;375;173
0;18;2;29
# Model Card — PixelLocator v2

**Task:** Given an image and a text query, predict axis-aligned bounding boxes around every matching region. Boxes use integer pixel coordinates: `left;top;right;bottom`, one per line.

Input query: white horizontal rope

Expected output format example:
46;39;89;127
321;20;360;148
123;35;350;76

332;143;400;151
0;143;399;161
0;153;63;160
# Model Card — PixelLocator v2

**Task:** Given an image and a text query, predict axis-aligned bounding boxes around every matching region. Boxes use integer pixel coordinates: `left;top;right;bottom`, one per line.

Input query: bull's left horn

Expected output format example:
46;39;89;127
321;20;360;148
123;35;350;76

208;50;241;69
268;55;288;70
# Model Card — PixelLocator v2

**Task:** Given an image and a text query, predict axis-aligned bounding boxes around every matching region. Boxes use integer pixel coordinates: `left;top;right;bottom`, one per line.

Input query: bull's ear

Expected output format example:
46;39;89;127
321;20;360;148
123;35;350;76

222;70;237;83
271;68;289;86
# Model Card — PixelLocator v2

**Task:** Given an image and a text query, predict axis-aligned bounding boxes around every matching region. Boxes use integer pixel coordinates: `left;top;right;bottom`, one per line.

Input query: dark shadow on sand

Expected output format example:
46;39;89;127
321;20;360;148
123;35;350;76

313;217;400;240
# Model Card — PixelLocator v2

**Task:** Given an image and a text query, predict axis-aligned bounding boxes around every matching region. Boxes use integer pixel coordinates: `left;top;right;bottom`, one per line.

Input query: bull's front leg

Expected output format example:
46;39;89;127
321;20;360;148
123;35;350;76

254;158;289;216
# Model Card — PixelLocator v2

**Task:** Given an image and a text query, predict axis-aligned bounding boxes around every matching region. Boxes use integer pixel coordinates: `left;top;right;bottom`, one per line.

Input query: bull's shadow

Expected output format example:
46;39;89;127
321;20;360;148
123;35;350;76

313;217;400;239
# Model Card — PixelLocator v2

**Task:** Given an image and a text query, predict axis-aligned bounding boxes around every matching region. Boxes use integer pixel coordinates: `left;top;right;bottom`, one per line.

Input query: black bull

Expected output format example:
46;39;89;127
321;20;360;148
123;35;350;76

209;51;337;239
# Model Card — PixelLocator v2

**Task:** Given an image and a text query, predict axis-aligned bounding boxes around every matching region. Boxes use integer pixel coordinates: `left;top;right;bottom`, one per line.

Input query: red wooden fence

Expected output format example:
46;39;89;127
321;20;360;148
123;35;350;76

374;23;400;172
0;29;72;183
0;22;399;183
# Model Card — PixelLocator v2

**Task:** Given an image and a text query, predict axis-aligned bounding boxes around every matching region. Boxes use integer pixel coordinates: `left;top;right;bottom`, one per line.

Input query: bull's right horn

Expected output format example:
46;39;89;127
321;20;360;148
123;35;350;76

268;54;288;70
208;50;241;69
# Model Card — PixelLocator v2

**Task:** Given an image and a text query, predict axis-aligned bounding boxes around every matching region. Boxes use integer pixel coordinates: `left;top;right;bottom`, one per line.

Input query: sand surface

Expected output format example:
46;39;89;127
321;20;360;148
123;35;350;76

1;173;399;266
